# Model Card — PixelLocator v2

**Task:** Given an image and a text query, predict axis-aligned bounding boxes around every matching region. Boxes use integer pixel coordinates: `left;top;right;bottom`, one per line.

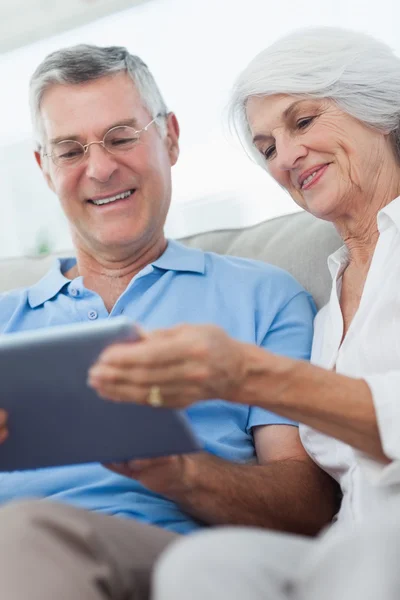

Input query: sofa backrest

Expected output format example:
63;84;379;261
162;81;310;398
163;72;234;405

181;211;342;309
0;211;342;310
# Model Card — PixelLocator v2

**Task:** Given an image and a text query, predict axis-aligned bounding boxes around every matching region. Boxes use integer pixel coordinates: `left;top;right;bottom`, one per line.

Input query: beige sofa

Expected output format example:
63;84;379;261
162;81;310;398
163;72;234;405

0;211;342;310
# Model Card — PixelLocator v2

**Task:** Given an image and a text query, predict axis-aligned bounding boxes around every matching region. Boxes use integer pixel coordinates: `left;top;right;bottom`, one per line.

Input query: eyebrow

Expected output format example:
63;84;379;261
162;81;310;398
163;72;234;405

48;117;141;145
252;99;309;144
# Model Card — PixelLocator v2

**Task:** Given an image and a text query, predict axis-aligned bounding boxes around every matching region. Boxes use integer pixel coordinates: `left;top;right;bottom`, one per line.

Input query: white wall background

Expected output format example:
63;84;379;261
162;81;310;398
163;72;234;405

0;0;399;256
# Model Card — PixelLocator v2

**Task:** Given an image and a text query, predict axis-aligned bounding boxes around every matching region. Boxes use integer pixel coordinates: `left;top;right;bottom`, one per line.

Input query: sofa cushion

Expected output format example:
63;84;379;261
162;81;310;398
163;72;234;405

0;211;342;309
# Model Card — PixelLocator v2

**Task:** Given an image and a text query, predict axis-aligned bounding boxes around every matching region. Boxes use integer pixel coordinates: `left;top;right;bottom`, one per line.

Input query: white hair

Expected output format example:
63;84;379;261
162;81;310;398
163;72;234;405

228;27;400;166
29;44;169;149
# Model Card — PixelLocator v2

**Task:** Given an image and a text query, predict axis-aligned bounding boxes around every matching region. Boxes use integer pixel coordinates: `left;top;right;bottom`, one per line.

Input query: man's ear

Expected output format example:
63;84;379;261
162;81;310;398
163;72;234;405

165;112;180;166
34;150;55;193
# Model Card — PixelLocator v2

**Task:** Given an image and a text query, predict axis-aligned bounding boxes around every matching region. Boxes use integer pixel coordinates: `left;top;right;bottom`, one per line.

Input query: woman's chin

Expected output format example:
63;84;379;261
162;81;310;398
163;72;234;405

295;190;340;221
288;187;340;222
305;201;340;222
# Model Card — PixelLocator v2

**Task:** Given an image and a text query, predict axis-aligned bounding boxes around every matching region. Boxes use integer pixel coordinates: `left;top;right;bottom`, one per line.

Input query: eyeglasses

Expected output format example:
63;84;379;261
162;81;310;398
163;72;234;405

43;116;159;167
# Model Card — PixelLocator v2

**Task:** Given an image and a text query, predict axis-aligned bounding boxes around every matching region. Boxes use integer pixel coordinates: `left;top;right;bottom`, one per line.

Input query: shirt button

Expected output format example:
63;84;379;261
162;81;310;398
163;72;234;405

70;288;79;297
88;310;98;320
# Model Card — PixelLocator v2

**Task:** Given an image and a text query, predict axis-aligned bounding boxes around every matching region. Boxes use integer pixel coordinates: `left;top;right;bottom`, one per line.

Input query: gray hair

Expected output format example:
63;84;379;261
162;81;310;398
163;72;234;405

30;44;169;148
228;27;400;166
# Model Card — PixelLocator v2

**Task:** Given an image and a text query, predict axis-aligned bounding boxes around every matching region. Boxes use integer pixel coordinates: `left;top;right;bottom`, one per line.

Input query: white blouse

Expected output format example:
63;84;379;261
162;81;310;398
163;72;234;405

300;195;400;529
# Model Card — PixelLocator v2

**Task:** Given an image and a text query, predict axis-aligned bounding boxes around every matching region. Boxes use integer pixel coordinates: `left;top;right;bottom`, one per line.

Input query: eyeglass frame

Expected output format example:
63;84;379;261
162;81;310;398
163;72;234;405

42;114;163;167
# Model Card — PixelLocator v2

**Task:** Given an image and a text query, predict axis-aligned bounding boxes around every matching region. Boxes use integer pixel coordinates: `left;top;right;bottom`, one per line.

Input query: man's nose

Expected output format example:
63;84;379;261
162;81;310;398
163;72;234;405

84;143;118;183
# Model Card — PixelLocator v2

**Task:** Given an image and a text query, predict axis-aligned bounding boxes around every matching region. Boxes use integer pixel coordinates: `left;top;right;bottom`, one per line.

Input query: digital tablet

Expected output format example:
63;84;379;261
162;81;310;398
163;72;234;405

0;317;200;471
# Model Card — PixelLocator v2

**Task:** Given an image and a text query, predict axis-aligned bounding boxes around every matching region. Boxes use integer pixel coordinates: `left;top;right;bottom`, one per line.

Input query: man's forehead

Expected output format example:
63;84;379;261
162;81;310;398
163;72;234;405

39;73;148;142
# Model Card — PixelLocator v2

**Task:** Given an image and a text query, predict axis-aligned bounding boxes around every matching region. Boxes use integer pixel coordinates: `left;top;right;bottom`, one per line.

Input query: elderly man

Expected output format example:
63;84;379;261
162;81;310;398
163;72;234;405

0;45;336;599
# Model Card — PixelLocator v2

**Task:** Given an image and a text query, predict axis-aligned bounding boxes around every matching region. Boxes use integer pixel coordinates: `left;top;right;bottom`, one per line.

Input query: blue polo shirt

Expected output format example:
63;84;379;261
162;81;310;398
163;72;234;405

0;240;315;533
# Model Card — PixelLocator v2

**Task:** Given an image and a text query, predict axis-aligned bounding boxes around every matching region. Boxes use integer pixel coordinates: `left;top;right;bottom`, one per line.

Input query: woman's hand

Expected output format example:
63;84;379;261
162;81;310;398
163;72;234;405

88;324;246;408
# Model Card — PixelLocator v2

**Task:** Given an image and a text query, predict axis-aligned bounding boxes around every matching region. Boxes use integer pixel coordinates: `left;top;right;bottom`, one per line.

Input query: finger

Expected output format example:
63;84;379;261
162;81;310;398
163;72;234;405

103;462;135;478
94;381;149;404
97;325;180;364
103;460;164;476
0;428;9;444
88;364;128;387
94;380;198;408
96;342;171;368
103;462;123;472
133;324;148;339
91;365;208;398
126;456;173;470
144;327;185;340
0;409;8;427
95;341;147;366
97;334;194;368
89;361;208;388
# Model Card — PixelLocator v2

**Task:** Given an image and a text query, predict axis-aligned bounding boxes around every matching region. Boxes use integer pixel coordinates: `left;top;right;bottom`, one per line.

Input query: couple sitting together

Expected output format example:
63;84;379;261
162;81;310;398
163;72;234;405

1;24;400;600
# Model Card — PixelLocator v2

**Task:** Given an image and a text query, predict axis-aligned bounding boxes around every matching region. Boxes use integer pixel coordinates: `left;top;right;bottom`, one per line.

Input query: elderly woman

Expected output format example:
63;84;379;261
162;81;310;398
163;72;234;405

89;27;400;599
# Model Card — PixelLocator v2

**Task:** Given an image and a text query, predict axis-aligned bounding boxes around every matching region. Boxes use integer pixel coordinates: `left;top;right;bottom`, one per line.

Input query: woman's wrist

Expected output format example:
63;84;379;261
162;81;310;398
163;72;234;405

228;342;299;408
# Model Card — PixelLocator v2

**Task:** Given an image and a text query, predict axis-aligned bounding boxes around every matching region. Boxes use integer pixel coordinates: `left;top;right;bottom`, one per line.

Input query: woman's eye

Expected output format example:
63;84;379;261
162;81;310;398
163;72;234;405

296;116;315;129
263;145;276;160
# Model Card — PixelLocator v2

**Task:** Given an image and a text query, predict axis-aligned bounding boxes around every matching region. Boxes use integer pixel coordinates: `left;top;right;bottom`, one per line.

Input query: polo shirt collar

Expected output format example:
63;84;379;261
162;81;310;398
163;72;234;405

28;240;205;308
152;239;205;274
28;258;76;308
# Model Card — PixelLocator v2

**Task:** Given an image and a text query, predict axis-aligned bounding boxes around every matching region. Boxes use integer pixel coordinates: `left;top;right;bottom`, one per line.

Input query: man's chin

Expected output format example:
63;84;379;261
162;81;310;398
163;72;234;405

74;233;142;257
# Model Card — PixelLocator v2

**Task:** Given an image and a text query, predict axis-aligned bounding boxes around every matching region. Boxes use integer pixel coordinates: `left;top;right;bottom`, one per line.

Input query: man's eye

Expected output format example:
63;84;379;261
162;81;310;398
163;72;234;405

296;116;315;129
107;136;140;149
111;137;137;146
58;150;82;159
263;145;276;160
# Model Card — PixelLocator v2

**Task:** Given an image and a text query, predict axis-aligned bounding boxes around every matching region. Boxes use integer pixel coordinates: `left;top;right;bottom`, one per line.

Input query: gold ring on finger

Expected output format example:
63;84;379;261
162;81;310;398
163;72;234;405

147;385;163;407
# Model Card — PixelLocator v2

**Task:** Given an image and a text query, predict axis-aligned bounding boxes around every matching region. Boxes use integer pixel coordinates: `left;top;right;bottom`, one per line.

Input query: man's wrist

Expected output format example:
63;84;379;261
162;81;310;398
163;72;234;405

161;452;207;503
171;452;225;504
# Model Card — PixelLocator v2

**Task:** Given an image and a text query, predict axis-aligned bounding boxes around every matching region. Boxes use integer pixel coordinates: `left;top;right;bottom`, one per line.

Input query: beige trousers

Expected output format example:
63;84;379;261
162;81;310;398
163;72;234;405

0;499;178;600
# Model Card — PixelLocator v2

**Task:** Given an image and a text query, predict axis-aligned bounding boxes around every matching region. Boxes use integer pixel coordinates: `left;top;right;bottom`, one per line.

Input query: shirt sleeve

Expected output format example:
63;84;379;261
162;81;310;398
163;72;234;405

354;372;400;486
247;290;316;433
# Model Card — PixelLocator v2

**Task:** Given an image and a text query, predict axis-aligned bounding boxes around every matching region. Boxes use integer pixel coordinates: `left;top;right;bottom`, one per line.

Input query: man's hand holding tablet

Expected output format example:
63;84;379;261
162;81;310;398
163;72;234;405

0;410;8;445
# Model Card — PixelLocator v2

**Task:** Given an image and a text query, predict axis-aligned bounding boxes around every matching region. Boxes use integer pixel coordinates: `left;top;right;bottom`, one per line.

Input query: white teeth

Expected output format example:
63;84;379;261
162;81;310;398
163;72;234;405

91;190;132;206
302;171;319;188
